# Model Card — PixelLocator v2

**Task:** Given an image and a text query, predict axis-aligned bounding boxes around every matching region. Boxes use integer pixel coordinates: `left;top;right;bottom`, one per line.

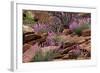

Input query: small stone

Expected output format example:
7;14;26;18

80;49;90;57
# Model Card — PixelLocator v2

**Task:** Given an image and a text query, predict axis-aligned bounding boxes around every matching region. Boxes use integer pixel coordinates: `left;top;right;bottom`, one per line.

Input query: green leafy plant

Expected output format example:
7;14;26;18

23;11;35;24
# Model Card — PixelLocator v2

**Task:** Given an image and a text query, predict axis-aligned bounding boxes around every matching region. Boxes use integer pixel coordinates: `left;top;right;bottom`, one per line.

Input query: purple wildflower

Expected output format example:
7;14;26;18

33;23;50;33
69;21;79;30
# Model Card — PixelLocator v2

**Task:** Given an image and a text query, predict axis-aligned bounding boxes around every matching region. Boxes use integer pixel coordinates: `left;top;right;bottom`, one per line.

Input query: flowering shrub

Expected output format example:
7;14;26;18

33;23;51;33
69;17;91;35
33;22;63;34
69;17;90;30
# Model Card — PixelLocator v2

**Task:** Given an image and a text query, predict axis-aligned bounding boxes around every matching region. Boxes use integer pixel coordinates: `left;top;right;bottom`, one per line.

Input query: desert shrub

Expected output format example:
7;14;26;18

32;50;55;62
74;24;90;36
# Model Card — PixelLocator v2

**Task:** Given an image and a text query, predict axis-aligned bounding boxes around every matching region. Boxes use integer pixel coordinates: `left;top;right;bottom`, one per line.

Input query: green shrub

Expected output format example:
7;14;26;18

23;11;35;24
74;24;91;36
31;50;56;62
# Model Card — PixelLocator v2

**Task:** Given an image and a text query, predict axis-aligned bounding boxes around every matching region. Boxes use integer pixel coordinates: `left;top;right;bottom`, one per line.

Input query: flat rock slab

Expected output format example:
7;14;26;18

23;44;32;53
23;43;39;63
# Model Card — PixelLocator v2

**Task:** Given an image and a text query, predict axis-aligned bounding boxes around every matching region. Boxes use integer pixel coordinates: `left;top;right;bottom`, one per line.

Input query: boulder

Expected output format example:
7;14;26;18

23;33;41;44
23;43;39;63
23;25;34;34
68;49;81;59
